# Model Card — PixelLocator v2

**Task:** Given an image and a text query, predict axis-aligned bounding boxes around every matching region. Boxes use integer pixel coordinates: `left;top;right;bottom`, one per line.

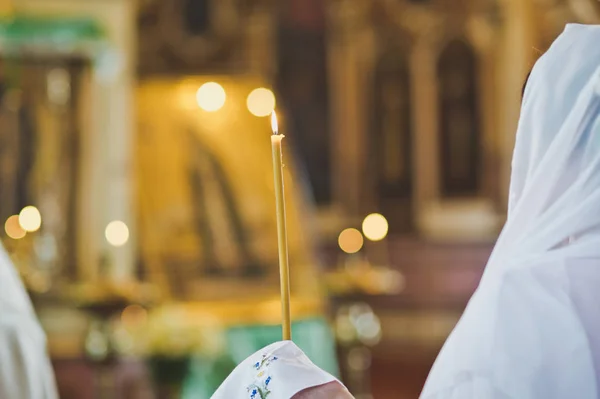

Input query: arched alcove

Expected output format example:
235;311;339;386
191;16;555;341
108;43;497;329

371;47;413;231
437;38;481;198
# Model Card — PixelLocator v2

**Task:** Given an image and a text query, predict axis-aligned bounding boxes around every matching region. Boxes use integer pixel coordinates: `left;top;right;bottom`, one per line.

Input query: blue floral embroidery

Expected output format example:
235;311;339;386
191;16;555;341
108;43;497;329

246;354;278;398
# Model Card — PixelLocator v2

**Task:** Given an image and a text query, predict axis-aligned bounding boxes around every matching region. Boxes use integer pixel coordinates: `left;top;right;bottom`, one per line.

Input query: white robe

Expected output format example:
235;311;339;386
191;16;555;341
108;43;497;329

0;244;58;399
421;259;600;398
421;23;600;399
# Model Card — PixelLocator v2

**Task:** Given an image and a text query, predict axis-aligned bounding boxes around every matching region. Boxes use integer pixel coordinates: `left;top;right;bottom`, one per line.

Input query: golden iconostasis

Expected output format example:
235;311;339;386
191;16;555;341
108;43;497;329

136;77;327;323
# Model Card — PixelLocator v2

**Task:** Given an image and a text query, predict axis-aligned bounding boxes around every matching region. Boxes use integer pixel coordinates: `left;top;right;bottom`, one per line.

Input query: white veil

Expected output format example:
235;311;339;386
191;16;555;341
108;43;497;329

421;24;600;399
0;242;58;398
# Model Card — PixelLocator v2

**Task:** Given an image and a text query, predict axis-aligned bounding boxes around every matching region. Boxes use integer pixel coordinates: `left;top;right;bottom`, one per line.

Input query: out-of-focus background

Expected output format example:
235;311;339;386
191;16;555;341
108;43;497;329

1;0;599;398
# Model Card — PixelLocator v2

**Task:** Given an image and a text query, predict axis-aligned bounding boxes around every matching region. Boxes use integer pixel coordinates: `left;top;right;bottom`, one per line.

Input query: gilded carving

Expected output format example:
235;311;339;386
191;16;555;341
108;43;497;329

138;0;249;74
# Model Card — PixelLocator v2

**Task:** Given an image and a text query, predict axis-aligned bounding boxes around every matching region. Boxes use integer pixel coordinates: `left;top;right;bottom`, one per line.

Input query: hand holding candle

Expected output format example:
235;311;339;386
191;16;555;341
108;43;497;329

271;111;292;341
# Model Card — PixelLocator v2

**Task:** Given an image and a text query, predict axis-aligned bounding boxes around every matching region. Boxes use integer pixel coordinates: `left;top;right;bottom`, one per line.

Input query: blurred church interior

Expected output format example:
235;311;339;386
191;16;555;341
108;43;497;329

1;0;599;398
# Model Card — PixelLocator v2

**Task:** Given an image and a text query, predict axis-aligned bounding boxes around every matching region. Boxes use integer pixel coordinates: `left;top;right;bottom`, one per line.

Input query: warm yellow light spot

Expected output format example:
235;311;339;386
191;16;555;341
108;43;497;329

18;206;41;232
247;88;276;117
121;305;148;329
5;215;26;239
338;228;364;254
362;213;389;241
105;220;129;247
196;82;226;112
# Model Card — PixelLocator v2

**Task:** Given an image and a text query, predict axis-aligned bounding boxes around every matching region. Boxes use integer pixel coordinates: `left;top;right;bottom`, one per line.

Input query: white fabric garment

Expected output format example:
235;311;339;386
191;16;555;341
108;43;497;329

211;340;351;399
421;24;600;399
0;243;58;399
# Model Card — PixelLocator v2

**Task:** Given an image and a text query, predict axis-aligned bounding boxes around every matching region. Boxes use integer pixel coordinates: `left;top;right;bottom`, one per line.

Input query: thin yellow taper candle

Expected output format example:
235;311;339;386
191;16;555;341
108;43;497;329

270;110;292;341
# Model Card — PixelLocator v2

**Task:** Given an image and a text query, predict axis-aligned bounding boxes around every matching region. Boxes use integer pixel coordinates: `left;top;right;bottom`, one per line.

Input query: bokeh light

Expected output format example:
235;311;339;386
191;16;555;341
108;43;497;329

196;82;226;112
247;88;276;117
121;305;148;329
362;213;389;241
5;215;26;239
105;220;129;247
19;206;42;232
338;228;364;254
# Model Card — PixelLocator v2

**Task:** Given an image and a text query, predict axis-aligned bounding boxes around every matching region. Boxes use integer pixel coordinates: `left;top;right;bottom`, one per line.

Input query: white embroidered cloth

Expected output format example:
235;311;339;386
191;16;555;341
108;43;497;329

211;341;346;399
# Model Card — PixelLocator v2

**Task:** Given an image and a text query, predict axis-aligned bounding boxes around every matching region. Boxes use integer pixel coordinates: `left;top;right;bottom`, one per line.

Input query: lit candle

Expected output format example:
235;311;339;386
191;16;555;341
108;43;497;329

270;111;292;341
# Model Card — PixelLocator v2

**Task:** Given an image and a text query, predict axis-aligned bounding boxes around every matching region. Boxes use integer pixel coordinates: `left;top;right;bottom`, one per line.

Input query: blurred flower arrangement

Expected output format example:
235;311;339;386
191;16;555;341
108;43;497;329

114;305;226;396
116;305;225;358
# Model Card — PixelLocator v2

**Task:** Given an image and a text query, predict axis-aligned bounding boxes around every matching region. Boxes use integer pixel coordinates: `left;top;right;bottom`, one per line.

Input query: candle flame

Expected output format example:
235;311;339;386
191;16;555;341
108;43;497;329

271;111;279;135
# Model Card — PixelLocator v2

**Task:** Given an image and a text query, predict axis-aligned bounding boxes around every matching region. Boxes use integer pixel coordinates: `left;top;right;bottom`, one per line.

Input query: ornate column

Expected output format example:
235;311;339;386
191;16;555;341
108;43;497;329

406;15;442;213
497;0;538;212
326;0;374;219
467;14;501;206
99;0;137;283
399;10;450;236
